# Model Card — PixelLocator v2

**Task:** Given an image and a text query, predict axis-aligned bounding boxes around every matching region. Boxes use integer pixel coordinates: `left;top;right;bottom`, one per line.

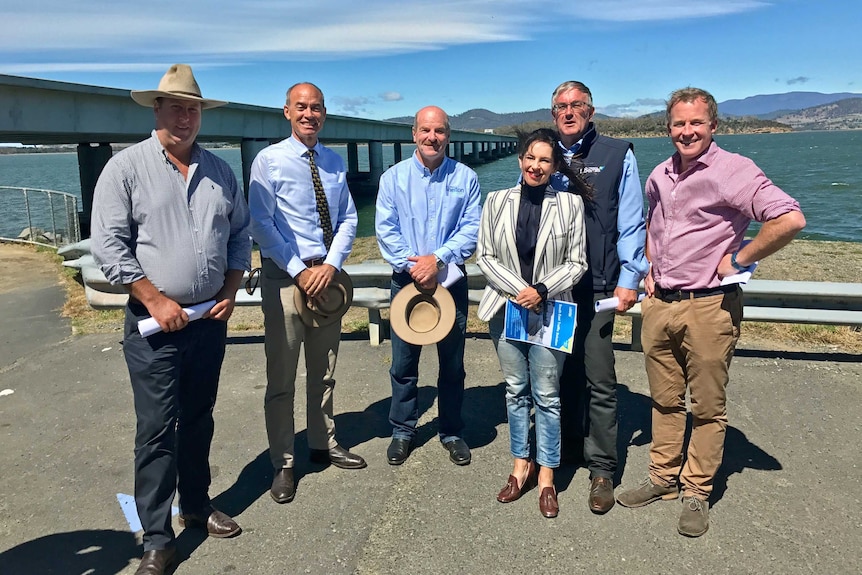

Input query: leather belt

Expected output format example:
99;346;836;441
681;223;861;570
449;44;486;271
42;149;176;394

655;284;737;303
304;257;325;267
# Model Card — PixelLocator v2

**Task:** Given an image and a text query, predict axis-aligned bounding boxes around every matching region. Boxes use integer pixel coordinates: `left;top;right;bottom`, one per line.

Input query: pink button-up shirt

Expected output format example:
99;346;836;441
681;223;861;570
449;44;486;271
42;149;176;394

646;141;801;290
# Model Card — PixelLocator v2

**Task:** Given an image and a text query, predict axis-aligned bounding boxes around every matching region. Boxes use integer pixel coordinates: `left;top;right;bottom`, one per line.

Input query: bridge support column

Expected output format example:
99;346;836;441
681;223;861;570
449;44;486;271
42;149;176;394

455;141;464;162
393;142;402;164
241;139;270;196
470;142;481;163
347;143;359;174
77;143;113;238
368;140;384;186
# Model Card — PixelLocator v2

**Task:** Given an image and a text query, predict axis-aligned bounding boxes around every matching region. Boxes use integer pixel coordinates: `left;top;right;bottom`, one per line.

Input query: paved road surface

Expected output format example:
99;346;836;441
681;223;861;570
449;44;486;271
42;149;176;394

0;244;860;574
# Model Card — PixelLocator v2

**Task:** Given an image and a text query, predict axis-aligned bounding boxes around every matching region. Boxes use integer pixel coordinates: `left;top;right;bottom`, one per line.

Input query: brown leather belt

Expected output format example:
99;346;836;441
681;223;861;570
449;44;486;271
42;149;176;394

655;284;737;303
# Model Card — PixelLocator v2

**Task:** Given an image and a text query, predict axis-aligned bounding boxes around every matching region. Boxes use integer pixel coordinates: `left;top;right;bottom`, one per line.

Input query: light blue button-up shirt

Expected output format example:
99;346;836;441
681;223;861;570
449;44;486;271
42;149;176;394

248;135;357;278
551;143;648;291
376;153;481;272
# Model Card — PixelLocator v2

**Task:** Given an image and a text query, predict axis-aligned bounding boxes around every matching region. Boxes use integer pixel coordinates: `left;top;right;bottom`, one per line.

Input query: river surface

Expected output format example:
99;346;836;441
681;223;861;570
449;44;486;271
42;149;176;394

1;130;859;241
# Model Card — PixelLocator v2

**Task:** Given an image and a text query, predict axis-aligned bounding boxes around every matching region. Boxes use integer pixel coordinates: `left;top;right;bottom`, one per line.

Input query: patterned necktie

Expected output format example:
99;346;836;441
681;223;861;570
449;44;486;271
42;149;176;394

307;148;333;249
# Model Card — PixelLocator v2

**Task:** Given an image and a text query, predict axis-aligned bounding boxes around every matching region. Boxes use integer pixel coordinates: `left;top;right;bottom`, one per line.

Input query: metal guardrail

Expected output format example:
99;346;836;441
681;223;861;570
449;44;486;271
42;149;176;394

0;186;81;248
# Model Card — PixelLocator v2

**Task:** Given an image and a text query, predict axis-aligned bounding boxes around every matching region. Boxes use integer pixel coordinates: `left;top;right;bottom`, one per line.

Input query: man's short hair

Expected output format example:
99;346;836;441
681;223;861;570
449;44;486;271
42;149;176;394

551;81;594;107
285;82;325;107
666;87;718;125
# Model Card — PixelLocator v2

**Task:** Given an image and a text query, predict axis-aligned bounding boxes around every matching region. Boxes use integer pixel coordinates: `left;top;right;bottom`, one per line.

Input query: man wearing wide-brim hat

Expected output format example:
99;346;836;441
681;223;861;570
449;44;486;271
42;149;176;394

248;82;366;508
375;105;481;466
91;64;251;575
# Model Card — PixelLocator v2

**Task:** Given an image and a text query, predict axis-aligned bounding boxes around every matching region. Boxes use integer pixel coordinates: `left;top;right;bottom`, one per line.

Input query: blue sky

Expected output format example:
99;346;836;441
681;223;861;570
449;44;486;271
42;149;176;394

1;0;859;119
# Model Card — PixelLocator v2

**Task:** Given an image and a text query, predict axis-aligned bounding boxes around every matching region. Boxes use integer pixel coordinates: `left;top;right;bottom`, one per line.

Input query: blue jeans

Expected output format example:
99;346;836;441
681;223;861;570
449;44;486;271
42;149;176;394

389;271;468;443
489;311;565;468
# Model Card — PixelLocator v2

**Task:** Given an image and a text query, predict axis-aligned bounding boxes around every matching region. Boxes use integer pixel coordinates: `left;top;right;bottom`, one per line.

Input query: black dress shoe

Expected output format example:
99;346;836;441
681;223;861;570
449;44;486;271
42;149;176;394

178;505;241;538
387;438;413;465
135;548;176;575
270;468;296;504
310;445;367;469
443;438;471;466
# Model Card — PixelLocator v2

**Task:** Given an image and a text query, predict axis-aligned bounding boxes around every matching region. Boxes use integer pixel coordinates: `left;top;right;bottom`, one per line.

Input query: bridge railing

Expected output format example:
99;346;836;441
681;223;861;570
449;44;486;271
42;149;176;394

0;186;81;248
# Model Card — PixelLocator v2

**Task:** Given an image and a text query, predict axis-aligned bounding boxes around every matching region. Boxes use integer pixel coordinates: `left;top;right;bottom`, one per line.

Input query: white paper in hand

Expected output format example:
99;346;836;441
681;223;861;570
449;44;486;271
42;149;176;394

437;263;464;288
137;300;217;337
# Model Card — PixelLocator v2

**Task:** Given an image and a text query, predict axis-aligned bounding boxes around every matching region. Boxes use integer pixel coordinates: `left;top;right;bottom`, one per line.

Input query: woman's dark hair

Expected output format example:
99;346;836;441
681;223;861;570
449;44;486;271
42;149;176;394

516;128;592;201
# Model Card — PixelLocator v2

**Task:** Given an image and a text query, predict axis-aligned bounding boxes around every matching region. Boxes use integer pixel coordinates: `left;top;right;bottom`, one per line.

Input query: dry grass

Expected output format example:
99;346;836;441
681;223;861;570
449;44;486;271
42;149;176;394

39;238;862;353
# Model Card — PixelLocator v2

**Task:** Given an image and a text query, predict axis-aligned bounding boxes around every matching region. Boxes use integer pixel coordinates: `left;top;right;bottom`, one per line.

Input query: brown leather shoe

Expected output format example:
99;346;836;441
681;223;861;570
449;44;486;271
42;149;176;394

270;468;296;503
179;505;241;538
135;548;176;575
539;486;559;518
588;476;615;514
496;460;537;503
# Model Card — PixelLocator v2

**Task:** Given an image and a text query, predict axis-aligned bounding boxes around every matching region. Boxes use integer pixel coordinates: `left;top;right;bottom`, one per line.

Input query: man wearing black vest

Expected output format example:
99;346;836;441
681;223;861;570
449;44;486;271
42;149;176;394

550;81;649;514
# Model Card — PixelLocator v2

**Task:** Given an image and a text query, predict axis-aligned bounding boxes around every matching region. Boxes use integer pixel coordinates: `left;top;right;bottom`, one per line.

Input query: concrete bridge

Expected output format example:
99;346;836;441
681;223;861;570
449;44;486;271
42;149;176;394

0;74;517;233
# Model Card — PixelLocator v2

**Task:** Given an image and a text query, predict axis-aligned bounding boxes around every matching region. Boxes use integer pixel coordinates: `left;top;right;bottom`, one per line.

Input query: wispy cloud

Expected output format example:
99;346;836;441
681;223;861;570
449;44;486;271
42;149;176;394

0;1;771;73
380;91;403;102
786;76;810;85
599;98;666;117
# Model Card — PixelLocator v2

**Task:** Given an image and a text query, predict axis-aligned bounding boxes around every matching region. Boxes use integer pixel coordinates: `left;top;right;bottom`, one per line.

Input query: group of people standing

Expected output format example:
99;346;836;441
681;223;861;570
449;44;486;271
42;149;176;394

90;65;804;575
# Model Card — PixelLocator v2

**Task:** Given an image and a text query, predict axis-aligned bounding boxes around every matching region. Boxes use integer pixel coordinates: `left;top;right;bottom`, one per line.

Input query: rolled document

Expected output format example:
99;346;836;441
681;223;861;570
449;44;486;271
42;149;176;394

437;263;465;288
137;300;217;337
595;293;645;313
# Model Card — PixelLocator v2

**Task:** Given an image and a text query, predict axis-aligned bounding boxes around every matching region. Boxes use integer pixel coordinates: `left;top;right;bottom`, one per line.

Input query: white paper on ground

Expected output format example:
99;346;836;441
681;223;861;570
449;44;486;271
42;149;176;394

595;293;646;313
437;263;465;288
137;300;217;337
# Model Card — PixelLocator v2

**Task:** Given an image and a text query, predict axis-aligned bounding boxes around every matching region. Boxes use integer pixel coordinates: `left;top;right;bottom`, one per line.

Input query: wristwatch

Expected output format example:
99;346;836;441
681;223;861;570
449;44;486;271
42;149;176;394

435;256;446;271
730;251;747;272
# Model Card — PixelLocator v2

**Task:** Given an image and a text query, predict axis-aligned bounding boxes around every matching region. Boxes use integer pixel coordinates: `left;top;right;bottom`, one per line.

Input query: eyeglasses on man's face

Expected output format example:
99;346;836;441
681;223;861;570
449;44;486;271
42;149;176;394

552;101;592;113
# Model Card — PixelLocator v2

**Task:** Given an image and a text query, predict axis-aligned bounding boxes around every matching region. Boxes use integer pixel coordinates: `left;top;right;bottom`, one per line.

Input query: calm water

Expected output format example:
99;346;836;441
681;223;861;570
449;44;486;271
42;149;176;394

1;131;859;241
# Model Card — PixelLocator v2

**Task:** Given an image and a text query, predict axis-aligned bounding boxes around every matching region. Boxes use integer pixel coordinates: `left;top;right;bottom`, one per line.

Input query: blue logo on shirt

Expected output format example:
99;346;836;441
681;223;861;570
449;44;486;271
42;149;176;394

447;185;466;196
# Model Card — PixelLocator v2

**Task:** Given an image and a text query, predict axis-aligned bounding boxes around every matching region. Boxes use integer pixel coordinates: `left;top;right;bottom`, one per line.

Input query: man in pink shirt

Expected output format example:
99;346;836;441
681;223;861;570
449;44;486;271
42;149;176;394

616;87;805;537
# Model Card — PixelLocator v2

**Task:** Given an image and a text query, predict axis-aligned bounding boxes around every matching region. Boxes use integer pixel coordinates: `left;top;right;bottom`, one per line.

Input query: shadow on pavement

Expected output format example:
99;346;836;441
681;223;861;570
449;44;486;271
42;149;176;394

615;384;783;507
0;529;140;575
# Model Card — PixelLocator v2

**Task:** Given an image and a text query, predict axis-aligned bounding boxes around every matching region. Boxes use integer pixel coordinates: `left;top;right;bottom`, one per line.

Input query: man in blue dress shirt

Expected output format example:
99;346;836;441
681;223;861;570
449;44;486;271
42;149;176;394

375;106;481;466
249;82;366;506
550;80;649;514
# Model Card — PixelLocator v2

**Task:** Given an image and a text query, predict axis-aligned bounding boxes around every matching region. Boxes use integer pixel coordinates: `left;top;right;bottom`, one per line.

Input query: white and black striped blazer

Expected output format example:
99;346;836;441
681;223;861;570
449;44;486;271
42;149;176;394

476;185;588;321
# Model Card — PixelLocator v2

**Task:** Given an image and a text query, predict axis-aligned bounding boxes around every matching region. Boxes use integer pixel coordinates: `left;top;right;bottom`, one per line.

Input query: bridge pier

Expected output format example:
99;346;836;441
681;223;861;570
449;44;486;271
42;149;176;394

77;143;113;237
369;140;384;186
240;138;270;196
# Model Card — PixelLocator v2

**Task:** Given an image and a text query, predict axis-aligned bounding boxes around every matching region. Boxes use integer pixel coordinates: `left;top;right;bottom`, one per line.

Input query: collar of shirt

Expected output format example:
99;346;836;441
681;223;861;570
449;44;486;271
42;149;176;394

285;133;322;158
411;151;451;178
669;140;719;175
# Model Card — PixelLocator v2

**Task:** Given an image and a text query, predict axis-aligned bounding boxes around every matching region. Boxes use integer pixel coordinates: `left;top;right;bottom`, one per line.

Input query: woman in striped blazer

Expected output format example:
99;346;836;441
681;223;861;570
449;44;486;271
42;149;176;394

477;128;589;518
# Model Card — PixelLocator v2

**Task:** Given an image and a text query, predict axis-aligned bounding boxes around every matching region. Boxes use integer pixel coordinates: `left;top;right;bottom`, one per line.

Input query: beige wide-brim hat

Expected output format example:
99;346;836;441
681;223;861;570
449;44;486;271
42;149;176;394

130;64;227;109
294;270;354;328
390;283;456;346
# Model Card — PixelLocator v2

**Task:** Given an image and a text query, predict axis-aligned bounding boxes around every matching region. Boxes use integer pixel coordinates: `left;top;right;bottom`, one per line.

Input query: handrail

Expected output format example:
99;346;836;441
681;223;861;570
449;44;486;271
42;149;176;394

0;186;81;248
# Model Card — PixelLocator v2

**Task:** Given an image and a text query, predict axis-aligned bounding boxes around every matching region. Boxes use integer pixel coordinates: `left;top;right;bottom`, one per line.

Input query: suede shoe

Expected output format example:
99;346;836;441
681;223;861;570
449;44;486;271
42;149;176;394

616;477;679;508
178;505;241;538
270;468;296;503
588;476;615;514
443;438;471;466
678;496;710;537
310;445;367;469
135;548;176;575
387;438;413;465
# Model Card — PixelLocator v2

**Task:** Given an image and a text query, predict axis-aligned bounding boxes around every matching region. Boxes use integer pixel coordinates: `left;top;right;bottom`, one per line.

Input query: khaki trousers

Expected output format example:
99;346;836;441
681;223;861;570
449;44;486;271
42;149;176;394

641;288;742;499
261;258;339;470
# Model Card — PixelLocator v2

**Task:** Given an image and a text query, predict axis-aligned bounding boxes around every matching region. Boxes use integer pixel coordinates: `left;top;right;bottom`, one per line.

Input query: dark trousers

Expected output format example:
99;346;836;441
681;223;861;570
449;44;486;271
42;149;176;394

123;302;227;551
389;272;468;443
560;290;618;479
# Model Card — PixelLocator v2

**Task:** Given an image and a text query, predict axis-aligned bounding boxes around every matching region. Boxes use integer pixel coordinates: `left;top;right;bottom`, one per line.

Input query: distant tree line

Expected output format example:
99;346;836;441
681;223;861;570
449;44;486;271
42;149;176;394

495;116;792;138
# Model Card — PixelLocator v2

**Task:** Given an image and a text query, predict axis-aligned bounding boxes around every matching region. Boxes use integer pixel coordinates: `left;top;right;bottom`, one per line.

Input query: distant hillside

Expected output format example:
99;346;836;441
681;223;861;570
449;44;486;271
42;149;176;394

387;107;610;131
774;97;862;130
718;92;862;117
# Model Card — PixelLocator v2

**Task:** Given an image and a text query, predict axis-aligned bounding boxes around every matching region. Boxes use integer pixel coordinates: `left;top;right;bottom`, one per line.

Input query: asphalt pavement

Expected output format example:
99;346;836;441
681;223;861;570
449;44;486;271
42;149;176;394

1;248;860;575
